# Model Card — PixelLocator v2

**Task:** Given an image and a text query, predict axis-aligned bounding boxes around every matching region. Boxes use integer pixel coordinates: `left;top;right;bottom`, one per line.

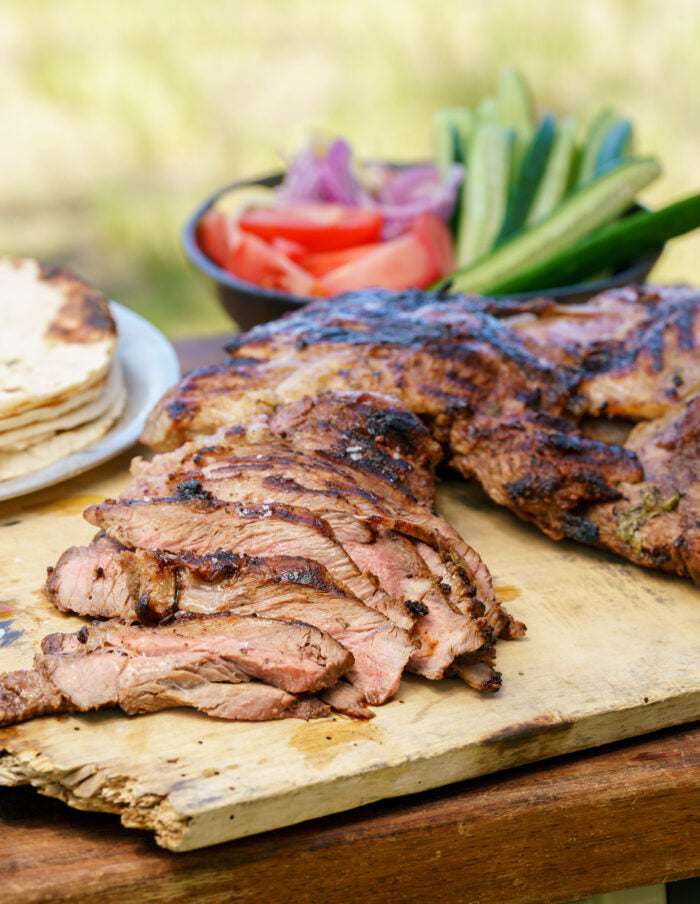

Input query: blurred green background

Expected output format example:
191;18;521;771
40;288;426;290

1;0;699;337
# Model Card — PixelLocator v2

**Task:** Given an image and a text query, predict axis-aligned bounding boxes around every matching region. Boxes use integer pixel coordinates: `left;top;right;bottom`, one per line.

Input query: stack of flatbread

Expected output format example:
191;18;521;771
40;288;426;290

0;257;126;482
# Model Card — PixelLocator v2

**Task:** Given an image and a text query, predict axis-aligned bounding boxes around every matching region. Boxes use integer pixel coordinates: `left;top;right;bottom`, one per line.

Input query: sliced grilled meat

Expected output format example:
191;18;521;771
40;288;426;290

131;456;489;655
84;495;413;631
320;680;375;719
47;542;413;704
86;490;488;679
47;533;135;619
0;612;348;727
133;396;517;637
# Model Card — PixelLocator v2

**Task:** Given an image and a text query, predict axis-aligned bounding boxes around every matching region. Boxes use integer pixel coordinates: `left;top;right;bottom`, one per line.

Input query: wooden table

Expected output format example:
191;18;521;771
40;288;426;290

2;334;699;904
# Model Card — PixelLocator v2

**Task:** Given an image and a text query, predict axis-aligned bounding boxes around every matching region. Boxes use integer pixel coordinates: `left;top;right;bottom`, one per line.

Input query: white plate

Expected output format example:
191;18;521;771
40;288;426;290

0;302;180;501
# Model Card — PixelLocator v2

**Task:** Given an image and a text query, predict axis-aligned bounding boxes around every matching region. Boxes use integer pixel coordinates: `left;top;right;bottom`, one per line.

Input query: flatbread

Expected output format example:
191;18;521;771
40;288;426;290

0;373;106;432
0;386;126;481
0;362;125;451
0;258;117;419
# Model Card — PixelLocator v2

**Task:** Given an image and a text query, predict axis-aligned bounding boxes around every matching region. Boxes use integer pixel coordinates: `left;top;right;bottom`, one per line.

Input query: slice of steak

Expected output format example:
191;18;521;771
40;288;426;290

70;612;352;694
47;532;184;624
126;468;489;680
46;533;135;619
126;681;328;721
1;612;345;727
320;680;375;720
450;648;502;693
0;669;68;726
84;496;413;631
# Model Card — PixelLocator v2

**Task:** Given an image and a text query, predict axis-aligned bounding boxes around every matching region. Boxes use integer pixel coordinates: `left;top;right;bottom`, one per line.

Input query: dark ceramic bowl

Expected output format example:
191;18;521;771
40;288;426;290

182;173;664;331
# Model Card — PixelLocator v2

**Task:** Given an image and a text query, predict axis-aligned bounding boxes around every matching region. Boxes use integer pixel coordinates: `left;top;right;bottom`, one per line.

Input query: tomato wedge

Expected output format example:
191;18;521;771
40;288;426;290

317;233;437;297
238;203;383;252
196;209;230;267
410;212;455;277
316;213;454;296
298;243;384;278
225;231;315;296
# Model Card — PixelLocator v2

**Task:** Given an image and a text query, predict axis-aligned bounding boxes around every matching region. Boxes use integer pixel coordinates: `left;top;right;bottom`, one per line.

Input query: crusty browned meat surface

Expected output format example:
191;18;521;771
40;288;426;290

142;293;575;454
142;289;645;547
0;612;349;727
586;394;700;582
0;669;68;726
511;285;700;419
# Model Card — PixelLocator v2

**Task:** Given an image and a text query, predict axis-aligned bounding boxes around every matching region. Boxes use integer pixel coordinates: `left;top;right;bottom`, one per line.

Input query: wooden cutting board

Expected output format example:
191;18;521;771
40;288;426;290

0;455;698;851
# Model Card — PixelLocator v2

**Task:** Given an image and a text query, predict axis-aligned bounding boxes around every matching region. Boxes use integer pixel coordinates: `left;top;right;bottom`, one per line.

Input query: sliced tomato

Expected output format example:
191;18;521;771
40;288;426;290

317;232;439;297
410;212;455;277
270;236;307;261
298;243;384;278
196;209;230;267
238;203;383;252
225;231;315;297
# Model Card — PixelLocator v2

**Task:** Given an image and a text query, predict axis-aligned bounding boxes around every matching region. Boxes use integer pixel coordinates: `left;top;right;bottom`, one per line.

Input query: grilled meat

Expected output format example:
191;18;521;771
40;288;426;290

586;393;700;582
47;541;414;704
142;286;700;579
84;492;489;680
84;495;413;630
142;289;645;545
511;285;700;419
0;612;351;727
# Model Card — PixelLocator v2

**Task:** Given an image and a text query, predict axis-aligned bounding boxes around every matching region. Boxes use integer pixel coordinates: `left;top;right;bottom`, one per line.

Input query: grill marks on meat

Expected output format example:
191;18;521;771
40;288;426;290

511;285;700;419
142;288;648;544
143;285;699;583
449;416;642;542
0;613;347;726
507;286;700;576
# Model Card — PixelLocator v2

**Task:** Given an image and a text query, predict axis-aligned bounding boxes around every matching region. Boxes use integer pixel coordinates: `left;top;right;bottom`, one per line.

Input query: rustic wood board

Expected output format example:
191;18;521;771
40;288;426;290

0;456;698;851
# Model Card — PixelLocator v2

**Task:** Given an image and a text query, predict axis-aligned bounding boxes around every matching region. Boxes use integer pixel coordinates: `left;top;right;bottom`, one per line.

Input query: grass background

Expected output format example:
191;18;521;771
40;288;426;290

1;0;699;337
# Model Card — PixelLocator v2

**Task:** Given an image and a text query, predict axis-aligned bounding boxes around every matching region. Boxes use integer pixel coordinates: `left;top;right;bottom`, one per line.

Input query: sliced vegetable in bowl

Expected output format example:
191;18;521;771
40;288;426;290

192;139;463;299
186;65;700;330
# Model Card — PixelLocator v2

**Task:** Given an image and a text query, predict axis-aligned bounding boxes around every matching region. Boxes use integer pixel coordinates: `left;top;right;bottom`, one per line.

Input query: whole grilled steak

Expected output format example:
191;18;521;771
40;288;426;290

140;286;700;583
142;290;642;549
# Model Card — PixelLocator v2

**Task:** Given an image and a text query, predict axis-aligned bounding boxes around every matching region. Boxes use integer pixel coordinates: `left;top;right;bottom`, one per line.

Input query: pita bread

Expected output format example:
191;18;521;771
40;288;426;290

0;362;125;451
0;257;117;419
0;386;126;481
